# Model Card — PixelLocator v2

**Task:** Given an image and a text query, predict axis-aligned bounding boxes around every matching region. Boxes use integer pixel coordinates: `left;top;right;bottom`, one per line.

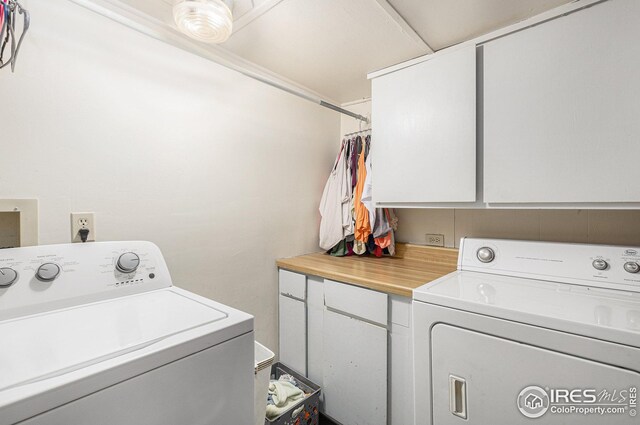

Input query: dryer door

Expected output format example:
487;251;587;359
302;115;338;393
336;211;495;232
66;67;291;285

431;324;639;425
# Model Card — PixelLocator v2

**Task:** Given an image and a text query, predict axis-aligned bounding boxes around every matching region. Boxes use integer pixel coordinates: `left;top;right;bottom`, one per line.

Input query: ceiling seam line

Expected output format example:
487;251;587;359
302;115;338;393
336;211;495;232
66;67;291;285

371;0;434;53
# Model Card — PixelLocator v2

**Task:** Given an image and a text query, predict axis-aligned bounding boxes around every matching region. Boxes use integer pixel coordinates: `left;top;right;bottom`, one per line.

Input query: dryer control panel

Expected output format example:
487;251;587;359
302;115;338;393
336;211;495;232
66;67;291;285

0;241;172;320
459;238;640;293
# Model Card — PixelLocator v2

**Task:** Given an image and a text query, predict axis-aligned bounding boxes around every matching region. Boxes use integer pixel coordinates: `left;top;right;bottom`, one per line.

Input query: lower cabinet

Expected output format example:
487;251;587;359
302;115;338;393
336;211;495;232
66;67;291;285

278;269;413;425
278;294;307;375
278;270;307;375
323;310;388;425
323;279;389;425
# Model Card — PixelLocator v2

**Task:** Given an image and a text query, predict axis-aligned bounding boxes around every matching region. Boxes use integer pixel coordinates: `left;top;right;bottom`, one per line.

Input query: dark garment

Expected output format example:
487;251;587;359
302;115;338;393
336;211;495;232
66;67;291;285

366;234;376;254
329;239;348;257
350;138;358;189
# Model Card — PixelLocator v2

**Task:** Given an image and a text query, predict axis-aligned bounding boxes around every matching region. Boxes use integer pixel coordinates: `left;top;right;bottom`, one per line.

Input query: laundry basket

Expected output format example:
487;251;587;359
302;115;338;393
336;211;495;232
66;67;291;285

266;363;321;425
255;341;275;425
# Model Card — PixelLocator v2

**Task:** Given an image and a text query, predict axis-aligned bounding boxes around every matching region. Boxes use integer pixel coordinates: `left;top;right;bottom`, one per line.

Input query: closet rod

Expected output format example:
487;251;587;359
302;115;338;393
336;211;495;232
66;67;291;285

343;128;371;137
319;101;369;123
67;0;370;124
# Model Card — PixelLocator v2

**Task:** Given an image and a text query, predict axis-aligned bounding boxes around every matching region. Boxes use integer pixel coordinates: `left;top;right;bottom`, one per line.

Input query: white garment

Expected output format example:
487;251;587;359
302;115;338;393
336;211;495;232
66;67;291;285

268;381;304;407
361;152;376;226
319;143;352;250
266;381;306;420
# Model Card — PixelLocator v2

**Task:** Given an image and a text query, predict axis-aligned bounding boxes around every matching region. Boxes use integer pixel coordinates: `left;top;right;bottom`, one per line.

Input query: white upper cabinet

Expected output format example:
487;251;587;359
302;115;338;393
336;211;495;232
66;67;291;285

483;0;640;204
371;45;477;204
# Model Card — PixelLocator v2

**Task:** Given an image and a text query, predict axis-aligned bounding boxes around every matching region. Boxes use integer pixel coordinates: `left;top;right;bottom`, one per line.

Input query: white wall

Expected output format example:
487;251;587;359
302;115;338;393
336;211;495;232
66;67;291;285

0;0;339;352
396;209;640;247
341;100;640;248
340;99;372;135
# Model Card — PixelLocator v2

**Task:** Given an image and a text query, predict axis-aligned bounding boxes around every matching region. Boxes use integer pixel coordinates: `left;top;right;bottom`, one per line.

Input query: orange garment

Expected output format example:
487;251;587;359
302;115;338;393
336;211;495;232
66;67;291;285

375;232;392;249
354;143;371;242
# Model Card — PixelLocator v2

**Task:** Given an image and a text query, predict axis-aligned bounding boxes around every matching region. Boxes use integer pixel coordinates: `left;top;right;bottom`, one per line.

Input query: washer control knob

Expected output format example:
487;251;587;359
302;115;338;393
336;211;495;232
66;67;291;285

116;252;140;273
0;268;18;288
476;247;495;263
624;262;640;274
36;263;61;282
592;259;608;271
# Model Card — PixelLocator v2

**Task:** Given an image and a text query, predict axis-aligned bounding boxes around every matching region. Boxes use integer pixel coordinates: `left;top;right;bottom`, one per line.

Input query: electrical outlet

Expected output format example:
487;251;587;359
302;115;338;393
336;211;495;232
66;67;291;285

71;212;96;243
425;233;445;247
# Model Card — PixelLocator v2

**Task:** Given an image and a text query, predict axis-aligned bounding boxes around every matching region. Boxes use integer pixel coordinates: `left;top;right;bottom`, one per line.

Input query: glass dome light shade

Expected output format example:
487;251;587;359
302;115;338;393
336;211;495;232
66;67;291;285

173;0;233;44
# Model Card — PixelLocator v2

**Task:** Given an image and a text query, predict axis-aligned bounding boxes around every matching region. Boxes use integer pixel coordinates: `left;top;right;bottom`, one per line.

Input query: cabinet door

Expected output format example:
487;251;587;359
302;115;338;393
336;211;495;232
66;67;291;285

371;45;477;204
431;324;639;425
322;309;387;425
278;294;307;375
484;0;640;204
306;276;324;389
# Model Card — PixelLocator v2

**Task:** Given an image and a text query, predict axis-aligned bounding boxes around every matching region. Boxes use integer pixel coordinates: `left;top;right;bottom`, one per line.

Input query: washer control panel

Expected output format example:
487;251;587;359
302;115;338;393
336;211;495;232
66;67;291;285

459;238;640;293
0;241;172;319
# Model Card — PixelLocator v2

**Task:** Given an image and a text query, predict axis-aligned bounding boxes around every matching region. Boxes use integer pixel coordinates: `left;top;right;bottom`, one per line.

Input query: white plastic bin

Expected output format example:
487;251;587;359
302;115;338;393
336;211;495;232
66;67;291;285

254;341;275;425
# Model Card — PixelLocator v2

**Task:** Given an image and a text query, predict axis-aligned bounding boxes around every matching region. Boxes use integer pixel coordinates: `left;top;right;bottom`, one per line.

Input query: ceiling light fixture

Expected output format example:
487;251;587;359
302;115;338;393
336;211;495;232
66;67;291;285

173;0;234;44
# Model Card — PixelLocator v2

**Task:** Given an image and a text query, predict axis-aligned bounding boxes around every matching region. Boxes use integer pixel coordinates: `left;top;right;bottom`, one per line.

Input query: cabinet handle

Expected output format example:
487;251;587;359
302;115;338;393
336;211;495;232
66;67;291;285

449;375;467;419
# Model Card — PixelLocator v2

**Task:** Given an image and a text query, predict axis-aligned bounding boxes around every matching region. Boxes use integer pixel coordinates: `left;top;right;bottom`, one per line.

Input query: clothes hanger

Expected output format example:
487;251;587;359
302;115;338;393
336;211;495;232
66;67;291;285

0;2;9;64
343;114;372;138
11;1;29;71
0;0;30;72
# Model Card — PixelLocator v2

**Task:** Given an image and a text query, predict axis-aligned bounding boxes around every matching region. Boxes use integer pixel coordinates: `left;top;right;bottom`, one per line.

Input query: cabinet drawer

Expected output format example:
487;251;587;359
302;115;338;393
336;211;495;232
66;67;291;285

324;279;388;326
279;269;306;300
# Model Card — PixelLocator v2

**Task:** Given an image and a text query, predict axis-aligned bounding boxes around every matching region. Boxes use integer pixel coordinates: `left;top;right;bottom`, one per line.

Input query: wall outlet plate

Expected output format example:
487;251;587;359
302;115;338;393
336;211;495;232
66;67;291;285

71;212;96;243
425;233;445;247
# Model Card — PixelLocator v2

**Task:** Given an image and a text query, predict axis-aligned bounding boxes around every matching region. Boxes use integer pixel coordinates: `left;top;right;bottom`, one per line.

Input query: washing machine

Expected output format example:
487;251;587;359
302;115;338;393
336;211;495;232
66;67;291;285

413;238;640;425
0;241;254;425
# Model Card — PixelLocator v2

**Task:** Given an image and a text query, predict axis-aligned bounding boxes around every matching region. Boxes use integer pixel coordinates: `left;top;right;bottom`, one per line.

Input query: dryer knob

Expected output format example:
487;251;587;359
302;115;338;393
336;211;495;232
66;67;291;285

116;252;140;273
592;259;608;271
624;262;640;274
0;268;18;287
476;247;495;263
36;263;60;282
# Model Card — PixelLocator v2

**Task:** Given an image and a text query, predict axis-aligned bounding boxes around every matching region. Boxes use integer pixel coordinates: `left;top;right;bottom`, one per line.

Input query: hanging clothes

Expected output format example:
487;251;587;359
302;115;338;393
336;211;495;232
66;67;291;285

372;208;391;238
385;209;398;256
374;215;393;248
350;138;358;190
318;130;397;257
354;136;371;243
318;141;352;250
361;141;376;227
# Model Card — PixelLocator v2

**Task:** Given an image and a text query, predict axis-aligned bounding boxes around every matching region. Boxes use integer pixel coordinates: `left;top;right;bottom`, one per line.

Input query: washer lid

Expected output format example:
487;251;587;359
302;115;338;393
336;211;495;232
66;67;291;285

0;289;227;391
413;271;640;347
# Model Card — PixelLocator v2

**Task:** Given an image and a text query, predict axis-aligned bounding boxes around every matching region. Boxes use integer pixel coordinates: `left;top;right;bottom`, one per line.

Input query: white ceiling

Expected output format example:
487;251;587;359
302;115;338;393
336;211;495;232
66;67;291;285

117;0;573;103
388;0;573;51
222;0;428;103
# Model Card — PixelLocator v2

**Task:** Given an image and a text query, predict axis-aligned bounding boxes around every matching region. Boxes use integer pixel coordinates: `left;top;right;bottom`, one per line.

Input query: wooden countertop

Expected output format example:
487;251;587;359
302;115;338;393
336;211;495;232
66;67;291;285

276;243;458;297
